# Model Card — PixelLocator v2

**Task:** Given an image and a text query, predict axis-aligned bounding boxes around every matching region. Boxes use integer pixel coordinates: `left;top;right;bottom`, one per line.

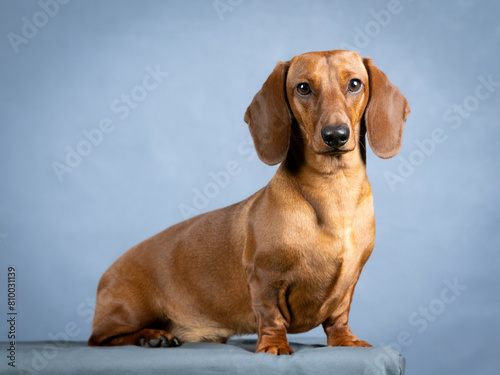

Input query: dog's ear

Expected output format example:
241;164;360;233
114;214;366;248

363;58;410;159
244;61;292;165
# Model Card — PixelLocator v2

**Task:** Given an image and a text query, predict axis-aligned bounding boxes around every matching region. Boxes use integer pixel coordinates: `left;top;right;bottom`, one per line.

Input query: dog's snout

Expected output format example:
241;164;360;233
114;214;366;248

321;125;350;148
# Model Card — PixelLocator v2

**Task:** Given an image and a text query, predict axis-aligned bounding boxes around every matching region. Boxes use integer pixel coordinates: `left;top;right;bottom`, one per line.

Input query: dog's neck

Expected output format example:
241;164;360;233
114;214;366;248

280;123;370;228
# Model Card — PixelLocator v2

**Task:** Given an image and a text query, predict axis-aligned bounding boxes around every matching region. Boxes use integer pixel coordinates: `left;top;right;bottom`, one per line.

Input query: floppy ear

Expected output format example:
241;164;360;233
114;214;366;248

244;61;292;165
363;58;411;159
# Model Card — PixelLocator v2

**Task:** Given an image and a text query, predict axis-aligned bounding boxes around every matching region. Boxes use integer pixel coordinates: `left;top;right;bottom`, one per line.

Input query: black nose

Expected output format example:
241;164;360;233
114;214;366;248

321;125;350;148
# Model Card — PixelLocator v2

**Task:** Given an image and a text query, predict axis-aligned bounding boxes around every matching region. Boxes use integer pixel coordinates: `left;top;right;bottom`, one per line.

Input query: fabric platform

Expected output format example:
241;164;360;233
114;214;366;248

3;337;405;375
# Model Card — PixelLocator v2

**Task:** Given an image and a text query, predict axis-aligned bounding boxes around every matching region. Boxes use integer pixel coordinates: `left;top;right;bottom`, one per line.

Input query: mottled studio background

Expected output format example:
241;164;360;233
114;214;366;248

1;0;499;374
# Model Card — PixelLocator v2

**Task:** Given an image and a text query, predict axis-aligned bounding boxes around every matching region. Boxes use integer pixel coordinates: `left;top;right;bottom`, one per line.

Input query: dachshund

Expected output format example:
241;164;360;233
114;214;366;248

88;50;410;355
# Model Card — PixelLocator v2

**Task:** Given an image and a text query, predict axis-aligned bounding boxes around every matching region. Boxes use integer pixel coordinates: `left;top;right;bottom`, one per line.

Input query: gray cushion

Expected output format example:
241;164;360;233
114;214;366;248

6;338;405;375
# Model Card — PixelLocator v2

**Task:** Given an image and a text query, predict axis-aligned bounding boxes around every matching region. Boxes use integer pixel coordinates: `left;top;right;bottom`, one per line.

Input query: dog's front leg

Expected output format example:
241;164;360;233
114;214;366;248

247;270;293;355
322;280;371;347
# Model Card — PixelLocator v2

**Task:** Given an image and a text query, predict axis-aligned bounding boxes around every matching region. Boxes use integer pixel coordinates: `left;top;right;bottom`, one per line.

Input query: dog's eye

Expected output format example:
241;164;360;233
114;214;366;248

348;79;362;93
297;82;311;96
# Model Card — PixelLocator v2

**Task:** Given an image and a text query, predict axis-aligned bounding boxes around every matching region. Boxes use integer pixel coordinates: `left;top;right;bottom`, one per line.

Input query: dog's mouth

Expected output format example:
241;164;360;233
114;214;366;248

317;148;352;156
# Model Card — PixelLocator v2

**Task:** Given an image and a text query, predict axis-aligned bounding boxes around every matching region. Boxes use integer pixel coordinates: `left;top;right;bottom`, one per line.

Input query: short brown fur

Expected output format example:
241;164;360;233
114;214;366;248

88;50;410;355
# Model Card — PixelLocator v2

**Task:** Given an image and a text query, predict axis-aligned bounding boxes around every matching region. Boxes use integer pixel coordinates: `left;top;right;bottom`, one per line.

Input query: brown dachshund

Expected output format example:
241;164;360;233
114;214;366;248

88;50;410;355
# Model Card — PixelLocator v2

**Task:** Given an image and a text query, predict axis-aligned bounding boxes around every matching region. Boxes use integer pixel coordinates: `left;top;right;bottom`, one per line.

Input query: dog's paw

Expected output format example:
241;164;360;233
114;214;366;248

135;329;181;348
328;335;371;347
339;339;371;347
256;343;294;355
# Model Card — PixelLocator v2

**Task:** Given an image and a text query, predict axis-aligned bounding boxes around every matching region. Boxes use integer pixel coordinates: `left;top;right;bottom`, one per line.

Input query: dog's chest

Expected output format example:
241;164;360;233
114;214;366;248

284;199;374;331
285;237;365;332
258;171;375;331
299;223;363;285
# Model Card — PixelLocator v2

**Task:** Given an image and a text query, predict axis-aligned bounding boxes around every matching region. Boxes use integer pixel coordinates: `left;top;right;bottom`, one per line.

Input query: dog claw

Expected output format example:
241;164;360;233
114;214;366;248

134;330;180;348
256;344;294;355
159;335;169;347
158;335;181;347
149;338;161;347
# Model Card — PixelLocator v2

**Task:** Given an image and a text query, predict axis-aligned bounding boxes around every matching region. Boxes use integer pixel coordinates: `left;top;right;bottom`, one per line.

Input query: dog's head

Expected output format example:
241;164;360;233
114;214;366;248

244;50;410;166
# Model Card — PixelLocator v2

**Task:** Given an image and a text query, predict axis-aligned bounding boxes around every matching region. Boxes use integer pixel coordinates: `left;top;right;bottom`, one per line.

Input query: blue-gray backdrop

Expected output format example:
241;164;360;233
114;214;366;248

1;0;499;374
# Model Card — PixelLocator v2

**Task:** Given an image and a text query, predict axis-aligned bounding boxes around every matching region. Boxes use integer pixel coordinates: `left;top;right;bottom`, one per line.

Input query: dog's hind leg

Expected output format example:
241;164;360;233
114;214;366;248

88;268;180;347
94;328;180;348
